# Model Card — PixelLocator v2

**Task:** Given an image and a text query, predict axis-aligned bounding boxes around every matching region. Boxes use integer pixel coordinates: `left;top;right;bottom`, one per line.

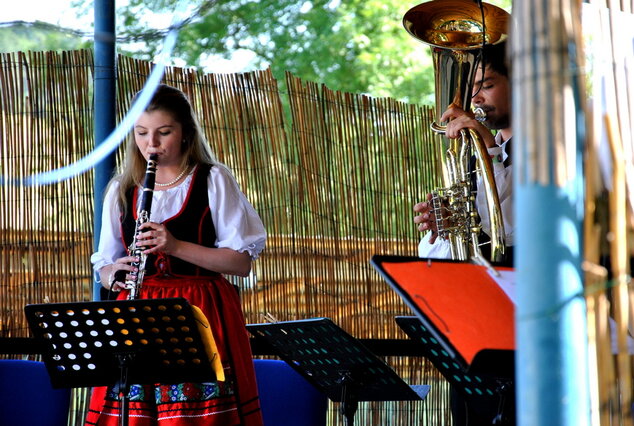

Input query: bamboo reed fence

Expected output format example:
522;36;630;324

583;2;634;424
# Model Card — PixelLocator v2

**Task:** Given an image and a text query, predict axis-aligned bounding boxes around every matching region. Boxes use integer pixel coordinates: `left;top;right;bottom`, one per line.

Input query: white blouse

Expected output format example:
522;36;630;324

418;133;513;258
91;165;267;274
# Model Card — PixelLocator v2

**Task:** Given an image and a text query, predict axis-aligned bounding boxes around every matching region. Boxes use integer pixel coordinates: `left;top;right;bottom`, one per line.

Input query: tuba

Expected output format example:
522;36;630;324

404;0;509;262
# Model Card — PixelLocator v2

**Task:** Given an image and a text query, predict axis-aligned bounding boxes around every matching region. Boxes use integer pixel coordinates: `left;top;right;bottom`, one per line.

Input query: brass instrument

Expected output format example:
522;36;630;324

404;0;509;262
125;153;159;299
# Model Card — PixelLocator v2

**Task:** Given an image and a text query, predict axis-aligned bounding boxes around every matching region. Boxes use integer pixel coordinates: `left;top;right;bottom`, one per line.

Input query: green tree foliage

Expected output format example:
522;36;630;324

0;22;87;53
101;0;436;104
73;0;512;105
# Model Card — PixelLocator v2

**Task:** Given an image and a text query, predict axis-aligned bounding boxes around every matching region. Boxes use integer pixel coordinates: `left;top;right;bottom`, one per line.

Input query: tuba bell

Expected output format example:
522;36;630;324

404;0;510;263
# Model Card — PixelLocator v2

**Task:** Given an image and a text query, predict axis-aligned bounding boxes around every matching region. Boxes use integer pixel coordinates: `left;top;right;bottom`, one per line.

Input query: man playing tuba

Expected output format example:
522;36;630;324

414;41;515;267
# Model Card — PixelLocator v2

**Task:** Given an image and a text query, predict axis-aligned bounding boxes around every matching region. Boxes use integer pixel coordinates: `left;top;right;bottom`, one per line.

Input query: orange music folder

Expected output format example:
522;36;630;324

372;255;515;365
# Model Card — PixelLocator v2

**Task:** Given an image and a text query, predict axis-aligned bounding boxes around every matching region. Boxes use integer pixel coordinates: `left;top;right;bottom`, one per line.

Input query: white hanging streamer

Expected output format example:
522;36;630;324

4;9;184;187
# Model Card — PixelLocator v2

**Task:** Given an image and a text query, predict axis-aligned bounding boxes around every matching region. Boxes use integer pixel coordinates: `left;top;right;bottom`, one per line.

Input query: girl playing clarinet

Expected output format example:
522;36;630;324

87;84;266;426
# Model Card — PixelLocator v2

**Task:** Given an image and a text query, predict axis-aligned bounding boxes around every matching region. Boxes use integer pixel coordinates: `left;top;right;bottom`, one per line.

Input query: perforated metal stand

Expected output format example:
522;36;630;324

396;316;514;424
25;298;216;426
247;318;430;426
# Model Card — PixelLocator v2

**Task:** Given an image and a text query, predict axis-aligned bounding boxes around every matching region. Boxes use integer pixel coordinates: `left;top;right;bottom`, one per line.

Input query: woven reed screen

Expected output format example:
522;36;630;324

0;50;95;335
582;3;634;424
0;50;450;424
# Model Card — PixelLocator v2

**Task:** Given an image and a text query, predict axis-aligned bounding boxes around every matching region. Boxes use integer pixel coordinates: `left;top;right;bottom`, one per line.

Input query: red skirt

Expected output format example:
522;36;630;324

84;275;263;426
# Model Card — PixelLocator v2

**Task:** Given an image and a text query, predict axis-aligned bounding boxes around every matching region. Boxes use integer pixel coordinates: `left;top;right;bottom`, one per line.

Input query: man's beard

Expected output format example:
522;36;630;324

481;109;510;130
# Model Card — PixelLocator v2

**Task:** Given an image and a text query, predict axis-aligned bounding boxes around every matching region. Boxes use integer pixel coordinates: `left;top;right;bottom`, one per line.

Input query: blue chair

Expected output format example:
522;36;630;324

0;359;71;426
254;359;328;426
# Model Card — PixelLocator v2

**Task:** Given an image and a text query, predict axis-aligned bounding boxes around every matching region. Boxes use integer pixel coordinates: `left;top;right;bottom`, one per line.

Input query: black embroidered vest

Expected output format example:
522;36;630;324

120;164;218;277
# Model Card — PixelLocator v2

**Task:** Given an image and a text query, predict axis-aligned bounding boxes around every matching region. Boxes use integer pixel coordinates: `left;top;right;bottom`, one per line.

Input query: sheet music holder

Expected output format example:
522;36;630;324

371;255;516;424
247;318;430;426
25;298;217;426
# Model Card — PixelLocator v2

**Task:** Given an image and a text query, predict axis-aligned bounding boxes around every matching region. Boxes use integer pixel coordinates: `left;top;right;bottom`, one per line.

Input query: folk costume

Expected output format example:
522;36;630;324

86;164;266;426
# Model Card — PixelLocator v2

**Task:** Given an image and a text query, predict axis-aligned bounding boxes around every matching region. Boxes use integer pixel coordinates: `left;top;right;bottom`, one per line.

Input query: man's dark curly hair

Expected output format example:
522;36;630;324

481;41;508;77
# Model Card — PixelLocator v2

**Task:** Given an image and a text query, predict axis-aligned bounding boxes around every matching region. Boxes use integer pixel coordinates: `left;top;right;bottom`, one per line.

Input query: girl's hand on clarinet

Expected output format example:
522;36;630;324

138;222;178;255
102;256;138;291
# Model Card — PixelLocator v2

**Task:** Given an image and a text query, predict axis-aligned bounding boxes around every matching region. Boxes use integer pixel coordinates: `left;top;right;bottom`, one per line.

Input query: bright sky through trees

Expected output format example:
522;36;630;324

2;0;86;28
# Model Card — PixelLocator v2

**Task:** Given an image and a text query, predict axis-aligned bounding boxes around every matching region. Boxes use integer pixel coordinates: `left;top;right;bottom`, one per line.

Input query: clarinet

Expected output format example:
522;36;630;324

125;153;159;300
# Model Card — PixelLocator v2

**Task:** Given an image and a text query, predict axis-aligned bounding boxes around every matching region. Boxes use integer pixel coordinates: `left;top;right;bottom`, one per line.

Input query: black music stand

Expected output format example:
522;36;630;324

25;298;217;426
396;316;514;423
371;255;516;424
247;317;430;426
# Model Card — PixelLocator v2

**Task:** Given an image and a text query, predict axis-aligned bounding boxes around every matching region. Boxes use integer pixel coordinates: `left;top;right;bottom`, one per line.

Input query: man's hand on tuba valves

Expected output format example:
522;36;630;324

414;193;439;242
414;193;452;244
440;104;497;148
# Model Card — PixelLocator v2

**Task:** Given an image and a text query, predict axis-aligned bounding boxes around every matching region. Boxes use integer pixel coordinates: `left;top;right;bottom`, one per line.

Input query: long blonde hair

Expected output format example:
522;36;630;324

113;84;222;213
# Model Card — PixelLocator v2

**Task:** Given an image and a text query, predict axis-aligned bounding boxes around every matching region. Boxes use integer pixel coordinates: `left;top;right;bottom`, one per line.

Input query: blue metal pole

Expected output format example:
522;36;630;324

512;0;591;424
93;0;116;301
515;185;589;424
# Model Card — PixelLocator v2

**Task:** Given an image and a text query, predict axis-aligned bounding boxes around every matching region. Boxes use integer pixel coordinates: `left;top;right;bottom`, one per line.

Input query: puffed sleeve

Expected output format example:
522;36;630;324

418;232;452;259
90;181;128;273
208;166;267;259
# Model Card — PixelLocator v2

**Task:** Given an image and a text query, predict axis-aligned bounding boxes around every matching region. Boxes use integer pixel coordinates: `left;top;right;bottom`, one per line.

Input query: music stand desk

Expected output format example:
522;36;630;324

25;297;217;426
247;318;429;426
371;255;516;419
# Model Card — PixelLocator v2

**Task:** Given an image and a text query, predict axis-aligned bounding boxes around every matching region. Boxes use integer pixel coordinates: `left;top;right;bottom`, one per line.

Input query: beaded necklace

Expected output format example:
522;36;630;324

155;167;188;187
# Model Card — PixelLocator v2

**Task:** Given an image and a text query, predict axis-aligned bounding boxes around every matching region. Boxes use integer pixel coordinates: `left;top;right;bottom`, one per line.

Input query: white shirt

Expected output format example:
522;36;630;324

91;165;267;273
418;134;513;258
